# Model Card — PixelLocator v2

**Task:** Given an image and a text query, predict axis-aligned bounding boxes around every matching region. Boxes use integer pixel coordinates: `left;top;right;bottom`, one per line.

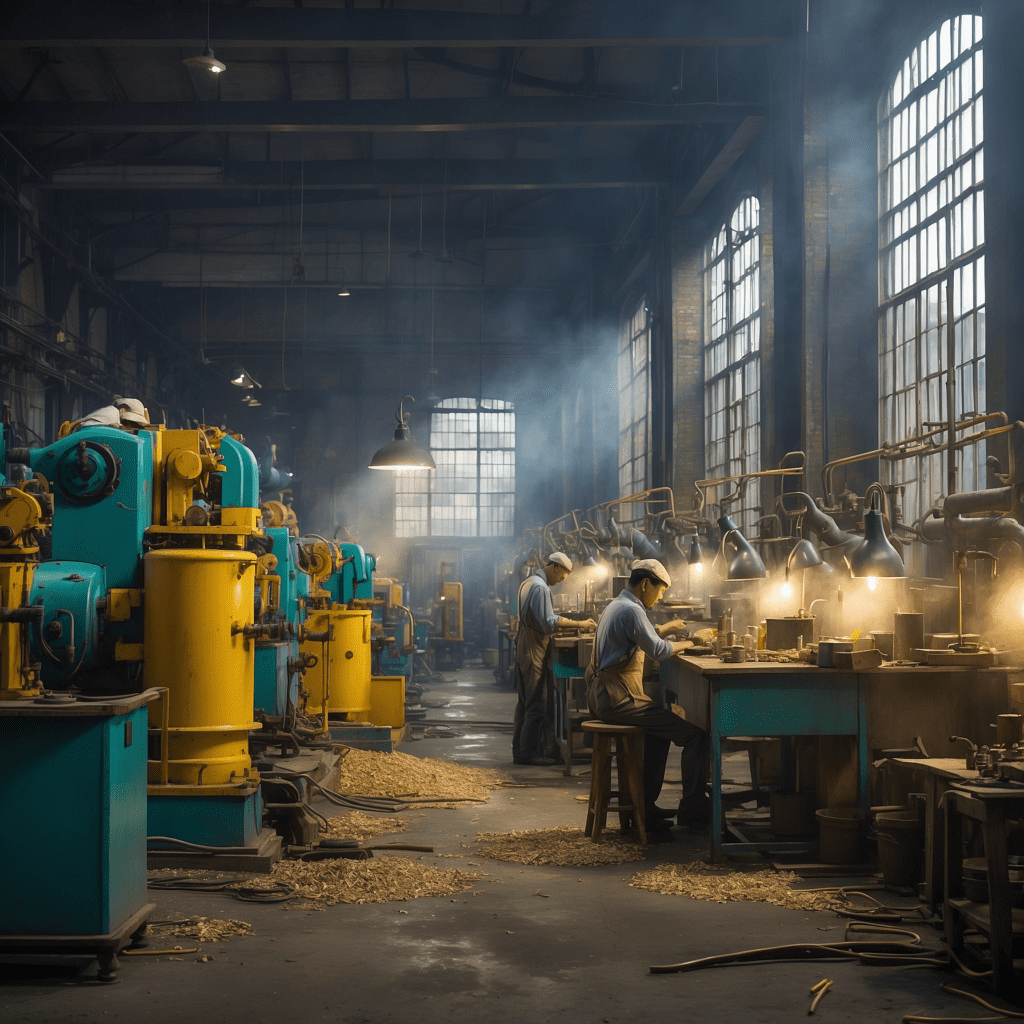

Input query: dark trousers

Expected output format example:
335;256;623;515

596;698;710;812
512;655;549;760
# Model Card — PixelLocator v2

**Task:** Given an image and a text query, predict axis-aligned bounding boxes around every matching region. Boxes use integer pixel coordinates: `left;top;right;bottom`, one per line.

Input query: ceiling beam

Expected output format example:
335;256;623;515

3;3;789;49
2;99;765;135
674;116;765;216
45;158;670;191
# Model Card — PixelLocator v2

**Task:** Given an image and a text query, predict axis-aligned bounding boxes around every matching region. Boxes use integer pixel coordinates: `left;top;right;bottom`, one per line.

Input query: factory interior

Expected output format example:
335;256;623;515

5;0;1024;1020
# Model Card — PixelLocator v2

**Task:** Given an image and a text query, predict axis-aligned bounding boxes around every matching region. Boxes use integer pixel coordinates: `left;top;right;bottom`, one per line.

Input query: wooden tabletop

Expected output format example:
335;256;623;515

891;757;978;780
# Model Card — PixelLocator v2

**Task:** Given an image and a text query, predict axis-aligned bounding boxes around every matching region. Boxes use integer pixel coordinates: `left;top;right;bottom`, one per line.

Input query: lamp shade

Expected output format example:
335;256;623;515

227;364;260;389
848;506;905;578
183;47;226;73
368;395;436;471
718;515;767;580
787;538;824;572
688;538;704;566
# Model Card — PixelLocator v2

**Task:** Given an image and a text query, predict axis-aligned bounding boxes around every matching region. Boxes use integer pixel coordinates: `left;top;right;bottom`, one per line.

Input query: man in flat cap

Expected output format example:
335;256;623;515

512;552;595;766
586;559;710;830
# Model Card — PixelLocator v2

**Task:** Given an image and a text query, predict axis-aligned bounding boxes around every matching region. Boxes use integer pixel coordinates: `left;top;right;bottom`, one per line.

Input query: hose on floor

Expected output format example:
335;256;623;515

147;876;294;904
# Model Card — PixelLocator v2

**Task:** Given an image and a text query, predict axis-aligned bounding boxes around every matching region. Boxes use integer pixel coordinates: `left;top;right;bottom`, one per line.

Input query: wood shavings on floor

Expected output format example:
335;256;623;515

152;917;254;941
474;826;646;867
319;811;407;841
271;854;478;907
332;747;513;807
629;862;840;911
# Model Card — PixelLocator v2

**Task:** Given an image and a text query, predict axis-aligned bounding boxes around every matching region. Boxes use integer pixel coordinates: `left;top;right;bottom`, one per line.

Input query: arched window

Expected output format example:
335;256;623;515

878;15;984;524
618;298;650;510
394;398;515;538
703;196;761;530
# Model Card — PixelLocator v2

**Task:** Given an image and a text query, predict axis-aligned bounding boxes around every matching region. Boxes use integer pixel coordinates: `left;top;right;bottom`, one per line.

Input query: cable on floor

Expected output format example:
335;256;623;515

147;876;294;904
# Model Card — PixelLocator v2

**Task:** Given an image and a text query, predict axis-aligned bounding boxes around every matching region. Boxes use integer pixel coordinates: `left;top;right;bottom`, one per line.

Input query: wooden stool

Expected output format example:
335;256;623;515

582;721;646;845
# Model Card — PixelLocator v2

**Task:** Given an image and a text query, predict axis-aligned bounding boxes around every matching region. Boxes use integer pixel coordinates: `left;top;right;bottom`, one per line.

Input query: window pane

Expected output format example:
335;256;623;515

879;16;985;527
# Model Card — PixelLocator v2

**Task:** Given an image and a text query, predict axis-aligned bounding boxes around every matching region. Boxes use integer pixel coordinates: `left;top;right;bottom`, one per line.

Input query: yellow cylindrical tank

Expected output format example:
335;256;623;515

144;548;259;785
302;607;371;720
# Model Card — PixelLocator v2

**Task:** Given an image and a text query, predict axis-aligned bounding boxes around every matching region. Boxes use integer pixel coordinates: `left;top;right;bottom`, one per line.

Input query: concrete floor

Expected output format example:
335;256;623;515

0;662;998;1022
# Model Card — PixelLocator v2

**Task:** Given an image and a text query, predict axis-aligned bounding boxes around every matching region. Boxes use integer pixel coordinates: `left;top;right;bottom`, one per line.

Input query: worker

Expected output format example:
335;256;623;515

586;559;710;831
512;552;595;766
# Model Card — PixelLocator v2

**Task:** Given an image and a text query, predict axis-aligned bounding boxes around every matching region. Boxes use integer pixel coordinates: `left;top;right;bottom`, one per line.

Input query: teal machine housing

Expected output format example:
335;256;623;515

14;427;153;691
0;692;156;979
253;527;308;719
320;542;376;604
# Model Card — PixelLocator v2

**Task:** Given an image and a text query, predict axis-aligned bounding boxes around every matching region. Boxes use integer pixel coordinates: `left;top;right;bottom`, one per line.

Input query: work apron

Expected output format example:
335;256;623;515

585;642;650;718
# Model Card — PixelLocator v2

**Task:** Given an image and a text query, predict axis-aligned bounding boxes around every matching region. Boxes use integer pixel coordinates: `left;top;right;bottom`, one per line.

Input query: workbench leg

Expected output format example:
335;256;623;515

944;795;965;956
711;728;723;862
923;775;944;915
983;807;1014;999
857;681;868;808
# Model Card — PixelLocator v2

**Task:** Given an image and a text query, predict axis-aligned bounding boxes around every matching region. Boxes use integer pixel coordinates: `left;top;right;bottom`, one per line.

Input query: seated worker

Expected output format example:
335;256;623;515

586;559;710;829
513;552;596;766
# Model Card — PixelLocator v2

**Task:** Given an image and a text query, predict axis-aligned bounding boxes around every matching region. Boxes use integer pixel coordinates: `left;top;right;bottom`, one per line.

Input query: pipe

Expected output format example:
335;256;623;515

781;493;859;551
922;512;1024;553
943;486;1016;517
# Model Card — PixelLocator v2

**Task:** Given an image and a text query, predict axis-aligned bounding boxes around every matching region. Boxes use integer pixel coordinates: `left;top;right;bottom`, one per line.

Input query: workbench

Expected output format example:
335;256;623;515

889;757;978;914
551;634;594;775
944;783;1024;1001
660;656;868;861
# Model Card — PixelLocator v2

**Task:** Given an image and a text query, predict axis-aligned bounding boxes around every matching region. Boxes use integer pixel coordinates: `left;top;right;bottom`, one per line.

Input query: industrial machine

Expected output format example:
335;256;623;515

429;562;464;671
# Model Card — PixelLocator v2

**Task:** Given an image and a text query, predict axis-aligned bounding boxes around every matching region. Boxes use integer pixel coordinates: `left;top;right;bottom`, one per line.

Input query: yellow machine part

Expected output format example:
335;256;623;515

144;548;260;785
302;607;372;720
441;581;463;641
0;561;40;700
369;676;405;729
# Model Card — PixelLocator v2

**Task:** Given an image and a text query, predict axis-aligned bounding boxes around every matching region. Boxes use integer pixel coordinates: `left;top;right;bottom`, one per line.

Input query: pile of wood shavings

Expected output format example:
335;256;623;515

333;747;512;808
475;826;645;867
630;862;840;911
152;917;254;941
271;854;478;908
319;811;407;841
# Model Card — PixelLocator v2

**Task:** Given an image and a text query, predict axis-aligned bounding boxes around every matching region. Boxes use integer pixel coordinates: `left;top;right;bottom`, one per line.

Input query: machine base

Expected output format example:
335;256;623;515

146;827;282;873
0;903;156;983
146;783;263;848
326;722;395;751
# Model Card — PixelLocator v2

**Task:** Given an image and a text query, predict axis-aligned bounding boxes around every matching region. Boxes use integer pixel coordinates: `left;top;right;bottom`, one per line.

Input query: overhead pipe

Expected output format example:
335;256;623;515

921;511;1024;553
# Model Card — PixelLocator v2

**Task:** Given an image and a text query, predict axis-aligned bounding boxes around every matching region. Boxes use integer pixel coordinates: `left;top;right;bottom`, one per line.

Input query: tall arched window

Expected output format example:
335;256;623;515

394;398;515;538
878;14;984;524
618;298;650;511
703;196;761;530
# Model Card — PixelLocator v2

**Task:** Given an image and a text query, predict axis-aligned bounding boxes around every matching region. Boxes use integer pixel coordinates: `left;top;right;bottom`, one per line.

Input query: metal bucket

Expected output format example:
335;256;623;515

815;807;867;864
873;810;923;886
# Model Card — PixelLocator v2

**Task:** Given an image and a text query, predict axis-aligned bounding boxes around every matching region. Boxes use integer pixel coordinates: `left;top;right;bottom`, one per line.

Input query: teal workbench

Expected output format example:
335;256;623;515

660;655;868;862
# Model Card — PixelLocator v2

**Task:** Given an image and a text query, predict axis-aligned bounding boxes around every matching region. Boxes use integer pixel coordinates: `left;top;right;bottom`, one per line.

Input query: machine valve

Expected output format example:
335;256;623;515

287;651;318;676
231;622;276;640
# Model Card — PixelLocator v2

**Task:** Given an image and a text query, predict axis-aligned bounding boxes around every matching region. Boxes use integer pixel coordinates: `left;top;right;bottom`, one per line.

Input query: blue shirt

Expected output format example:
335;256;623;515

594;589;673;670
518;571;560;635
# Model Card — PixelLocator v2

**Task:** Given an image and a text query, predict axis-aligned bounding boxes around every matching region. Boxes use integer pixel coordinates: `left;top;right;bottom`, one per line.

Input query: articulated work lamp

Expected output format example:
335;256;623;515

781;538;824;610
718;515;767;581
368;395;436;471
846;496;905;587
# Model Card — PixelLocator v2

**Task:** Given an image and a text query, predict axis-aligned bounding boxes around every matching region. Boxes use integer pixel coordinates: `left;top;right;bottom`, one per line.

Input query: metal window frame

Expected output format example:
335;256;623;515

877;14;985;525
703;196;762;530
393;397;516;539
618;297;651;517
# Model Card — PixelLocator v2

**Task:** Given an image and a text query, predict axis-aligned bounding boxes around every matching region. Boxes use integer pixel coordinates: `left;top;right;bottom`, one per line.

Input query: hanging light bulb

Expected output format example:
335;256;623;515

183;0;226;73
368;395;435;471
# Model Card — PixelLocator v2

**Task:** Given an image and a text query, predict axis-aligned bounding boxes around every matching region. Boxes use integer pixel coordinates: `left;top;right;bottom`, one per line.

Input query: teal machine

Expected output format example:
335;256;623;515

0;691;158;981
7;423;270;853
12;426;152;692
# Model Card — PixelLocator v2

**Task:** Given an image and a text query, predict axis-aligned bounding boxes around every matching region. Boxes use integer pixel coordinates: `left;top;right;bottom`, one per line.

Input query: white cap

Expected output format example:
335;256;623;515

547;551;573;572
74;405;121;430
113;396;150;428
631;558;672;587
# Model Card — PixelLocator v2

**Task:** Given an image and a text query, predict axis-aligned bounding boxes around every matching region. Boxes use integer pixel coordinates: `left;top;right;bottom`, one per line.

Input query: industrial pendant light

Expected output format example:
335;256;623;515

718;514;767;581
227;364;261;389
369;395;436;471
183;0;226;73
847;496;905;580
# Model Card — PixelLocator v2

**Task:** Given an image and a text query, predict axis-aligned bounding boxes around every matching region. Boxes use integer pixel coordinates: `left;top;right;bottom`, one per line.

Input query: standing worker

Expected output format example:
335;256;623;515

513;552;595;766
586;559;710;830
